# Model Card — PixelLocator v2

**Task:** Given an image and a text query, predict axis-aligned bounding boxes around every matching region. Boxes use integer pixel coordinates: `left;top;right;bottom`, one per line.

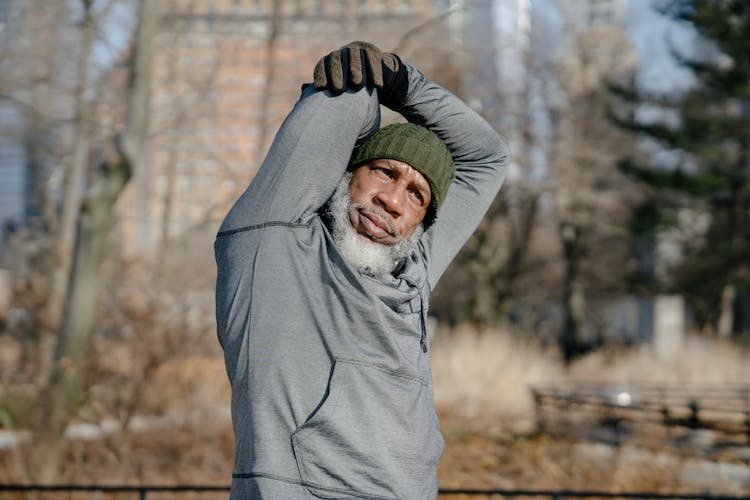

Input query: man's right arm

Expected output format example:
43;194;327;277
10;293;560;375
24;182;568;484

218;85;380;234
215;84;379;357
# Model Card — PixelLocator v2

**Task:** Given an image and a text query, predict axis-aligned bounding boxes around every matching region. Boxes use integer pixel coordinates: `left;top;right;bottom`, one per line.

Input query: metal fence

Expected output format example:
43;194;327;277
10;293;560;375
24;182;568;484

1;485;749;500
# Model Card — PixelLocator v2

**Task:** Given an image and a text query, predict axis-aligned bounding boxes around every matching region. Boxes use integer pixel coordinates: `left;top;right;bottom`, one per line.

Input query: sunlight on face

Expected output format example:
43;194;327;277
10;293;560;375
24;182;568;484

328;172;423;277
347;159;431;245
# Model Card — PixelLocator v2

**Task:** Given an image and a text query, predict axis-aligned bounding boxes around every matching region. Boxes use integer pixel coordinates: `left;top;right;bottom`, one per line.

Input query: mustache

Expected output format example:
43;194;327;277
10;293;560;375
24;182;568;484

327;172;424;276
350;202;400;239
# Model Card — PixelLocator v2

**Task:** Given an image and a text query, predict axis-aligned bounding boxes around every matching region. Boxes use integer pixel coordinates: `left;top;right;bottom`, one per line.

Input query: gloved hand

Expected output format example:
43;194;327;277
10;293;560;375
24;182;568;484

313;41;409;109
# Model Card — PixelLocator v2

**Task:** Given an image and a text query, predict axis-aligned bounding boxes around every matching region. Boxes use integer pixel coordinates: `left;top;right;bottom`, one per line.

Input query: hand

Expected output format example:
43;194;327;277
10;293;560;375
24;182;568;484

313;41;408;108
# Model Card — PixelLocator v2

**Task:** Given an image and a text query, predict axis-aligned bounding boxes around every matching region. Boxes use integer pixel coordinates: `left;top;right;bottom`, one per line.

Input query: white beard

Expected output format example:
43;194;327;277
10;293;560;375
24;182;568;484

327;172;423;277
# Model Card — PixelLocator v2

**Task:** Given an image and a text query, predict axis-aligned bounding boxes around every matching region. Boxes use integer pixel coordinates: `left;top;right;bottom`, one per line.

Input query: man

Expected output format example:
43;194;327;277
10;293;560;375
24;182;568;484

215;42;509;499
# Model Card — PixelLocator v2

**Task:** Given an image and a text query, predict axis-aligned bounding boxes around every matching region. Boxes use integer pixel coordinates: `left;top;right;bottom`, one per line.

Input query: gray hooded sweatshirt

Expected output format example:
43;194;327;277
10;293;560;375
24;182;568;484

215;64;509;499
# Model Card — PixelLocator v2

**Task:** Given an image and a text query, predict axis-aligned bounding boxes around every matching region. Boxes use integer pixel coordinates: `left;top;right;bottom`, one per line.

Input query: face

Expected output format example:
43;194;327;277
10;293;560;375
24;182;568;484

348;159;431;245
328;172;425;277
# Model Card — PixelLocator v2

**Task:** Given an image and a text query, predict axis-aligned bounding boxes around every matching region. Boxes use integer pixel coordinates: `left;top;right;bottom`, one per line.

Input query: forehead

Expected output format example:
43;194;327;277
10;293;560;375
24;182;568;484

368;159;430;191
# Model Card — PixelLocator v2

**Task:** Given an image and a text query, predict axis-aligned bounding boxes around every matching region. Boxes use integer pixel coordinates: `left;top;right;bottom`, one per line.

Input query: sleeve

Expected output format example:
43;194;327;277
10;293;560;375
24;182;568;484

397;65;510;290
218;85;381;233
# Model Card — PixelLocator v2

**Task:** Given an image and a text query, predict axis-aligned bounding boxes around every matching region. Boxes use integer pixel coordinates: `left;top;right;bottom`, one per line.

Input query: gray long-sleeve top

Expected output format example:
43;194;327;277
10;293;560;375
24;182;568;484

215;65;509;500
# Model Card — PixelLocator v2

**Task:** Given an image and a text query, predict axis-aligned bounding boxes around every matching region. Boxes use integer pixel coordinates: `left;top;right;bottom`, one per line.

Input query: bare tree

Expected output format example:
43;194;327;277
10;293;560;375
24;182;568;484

430;23;546;330
35;0;161;481
550;26;639;362
0;0;486;482
0;2;78;371
431;9;640;358
45;0;98;330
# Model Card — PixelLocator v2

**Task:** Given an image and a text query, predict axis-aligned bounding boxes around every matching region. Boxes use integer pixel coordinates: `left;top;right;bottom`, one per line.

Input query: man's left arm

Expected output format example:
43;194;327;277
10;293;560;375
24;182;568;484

397;65;510;290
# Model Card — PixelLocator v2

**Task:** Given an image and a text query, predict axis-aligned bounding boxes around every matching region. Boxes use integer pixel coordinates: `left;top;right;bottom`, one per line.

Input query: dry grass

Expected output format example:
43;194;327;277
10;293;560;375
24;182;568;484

432;324;563;434
432;325;750;425
431;324;750;493
567;335;750;384
1;324;749;493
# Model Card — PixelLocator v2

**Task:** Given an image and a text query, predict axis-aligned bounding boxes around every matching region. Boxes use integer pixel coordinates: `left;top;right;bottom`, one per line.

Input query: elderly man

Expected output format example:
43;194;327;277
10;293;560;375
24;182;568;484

215;42;509;499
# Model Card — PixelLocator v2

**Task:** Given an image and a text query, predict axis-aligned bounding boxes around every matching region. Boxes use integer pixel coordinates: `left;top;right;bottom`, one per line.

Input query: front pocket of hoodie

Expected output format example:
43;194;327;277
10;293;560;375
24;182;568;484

291;358;444;500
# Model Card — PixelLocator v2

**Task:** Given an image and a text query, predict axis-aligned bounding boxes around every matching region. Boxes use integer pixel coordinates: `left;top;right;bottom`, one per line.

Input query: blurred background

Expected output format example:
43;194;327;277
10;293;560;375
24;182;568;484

0;0;748;495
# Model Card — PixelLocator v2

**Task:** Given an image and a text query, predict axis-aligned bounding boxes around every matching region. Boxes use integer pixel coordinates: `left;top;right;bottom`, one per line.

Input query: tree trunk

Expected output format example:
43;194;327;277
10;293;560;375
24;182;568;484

254;0;282;160
34;0;162;481
37;154;131;482
560;221;584;364
46;1;97;329
717;284;736;339
495;189;538;322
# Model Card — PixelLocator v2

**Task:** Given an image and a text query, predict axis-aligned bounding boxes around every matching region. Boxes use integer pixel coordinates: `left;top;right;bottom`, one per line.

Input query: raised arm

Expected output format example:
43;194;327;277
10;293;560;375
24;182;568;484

311;42;510;289
398;66;510;289
218;85;381;234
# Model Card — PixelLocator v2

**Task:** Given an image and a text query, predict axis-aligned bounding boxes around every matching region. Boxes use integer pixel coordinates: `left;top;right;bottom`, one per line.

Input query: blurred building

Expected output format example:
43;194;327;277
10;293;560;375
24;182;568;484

0;0;68;250
466;0;631;115
459;0;644;342
118;0;453;256
0;104;26;247
0;0;25;249
556;0;633;96
463;0;632;186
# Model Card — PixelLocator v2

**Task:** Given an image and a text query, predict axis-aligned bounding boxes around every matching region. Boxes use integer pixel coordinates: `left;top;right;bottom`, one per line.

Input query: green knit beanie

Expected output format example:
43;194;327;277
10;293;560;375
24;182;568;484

348;123;455;225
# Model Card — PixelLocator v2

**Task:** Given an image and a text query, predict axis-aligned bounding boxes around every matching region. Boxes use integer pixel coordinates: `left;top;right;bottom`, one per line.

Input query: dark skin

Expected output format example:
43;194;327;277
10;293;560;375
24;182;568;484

348;158;432;246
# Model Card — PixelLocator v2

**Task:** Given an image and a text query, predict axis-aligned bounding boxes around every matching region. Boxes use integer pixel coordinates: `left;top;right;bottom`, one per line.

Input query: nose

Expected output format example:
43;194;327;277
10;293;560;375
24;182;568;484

373;183;406;217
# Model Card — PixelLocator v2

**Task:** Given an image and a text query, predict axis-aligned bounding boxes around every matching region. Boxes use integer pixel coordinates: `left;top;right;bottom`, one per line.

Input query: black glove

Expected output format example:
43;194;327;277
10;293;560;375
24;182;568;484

313;41;409;109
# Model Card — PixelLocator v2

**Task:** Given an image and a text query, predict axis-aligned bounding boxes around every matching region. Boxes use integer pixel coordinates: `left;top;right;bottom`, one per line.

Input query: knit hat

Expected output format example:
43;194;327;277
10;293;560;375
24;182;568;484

348;123;455;226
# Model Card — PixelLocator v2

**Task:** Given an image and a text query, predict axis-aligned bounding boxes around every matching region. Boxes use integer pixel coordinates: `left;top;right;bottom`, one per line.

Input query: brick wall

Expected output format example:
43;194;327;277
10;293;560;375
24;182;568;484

118;0;446;256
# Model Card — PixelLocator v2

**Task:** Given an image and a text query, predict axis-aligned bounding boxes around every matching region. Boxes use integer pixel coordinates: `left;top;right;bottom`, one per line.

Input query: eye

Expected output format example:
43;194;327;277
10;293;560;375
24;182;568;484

409;189;425;205
373;167;394;179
